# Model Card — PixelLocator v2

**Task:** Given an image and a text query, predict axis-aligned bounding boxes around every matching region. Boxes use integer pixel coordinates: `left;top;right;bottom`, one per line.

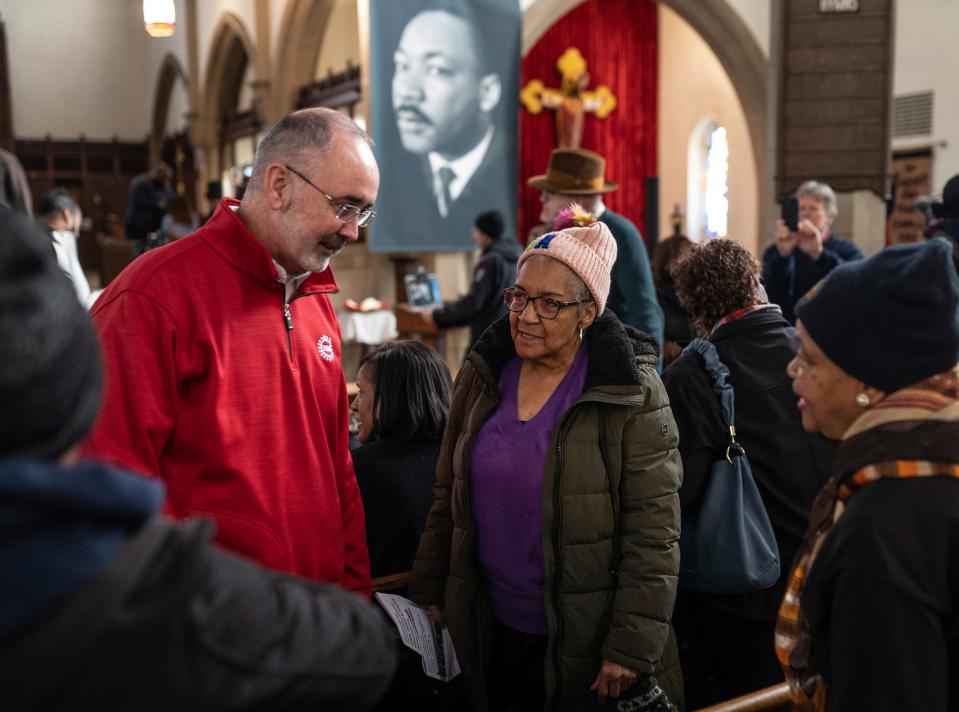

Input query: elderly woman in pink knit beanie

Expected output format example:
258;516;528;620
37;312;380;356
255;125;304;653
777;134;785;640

409;208;683;711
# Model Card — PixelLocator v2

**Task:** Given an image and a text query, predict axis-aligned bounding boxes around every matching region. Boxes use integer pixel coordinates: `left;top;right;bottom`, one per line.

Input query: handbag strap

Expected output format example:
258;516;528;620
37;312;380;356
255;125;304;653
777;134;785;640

684;338;745;459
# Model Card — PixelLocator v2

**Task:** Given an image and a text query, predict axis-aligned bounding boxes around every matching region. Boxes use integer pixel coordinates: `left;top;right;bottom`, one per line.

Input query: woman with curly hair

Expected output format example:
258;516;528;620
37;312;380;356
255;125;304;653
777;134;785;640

661;238;835;704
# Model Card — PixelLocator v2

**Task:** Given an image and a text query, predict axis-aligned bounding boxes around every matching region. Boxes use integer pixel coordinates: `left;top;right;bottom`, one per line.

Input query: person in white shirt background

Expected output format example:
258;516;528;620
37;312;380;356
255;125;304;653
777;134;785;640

35;188;94;308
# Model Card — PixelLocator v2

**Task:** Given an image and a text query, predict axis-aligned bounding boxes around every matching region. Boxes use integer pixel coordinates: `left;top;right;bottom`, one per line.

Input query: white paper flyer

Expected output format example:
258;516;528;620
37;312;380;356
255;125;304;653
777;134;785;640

374;592;461;682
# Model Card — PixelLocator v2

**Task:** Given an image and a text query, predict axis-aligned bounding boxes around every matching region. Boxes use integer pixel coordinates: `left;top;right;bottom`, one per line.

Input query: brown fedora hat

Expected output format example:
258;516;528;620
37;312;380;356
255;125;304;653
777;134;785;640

527;148;618;195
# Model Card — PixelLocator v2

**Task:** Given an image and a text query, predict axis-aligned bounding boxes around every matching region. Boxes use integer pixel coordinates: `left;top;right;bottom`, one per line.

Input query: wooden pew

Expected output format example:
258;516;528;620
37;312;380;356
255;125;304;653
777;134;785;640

97;233;137;286
693;683;791;712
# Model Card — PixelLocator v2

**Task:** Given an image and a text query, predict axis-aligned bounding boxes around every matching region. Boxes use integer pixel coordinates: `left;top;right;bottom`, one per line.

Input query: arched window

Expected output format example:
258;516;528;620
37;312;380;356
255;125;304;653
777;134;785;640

686;119;729;240
704;126;729;238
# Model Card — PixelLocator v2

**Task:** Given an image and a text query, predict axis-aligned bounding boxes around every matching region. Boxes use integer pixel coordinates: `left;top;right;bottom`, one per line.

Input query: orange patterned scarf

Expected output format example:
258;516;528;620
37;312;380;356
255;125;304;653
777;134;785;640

774;368;959;711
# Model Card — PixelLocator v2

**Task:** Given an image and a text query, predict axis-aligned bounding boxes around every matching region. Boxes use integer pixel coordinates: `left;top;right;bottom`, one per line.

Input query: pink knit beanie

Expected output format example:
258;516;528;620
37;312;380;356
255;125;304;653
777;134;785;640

517;207;618;313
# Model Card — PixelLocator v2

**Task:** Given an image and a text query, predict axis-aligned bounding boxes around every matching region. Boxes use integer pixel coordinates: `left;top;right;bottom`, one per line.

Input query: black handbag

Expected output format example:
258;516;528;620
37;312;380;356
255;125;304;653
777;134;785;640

678;338;780;594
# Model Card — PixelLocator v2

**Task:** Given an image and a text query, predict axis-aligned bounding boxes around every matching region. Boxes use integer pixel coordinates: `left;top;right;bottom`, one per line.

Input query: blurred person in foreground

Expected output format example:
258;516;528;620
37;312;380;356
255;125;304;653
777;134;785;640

0;206;396;711
409;207;683;711
777;239;959;711
350;340;452;578
662;238;833;703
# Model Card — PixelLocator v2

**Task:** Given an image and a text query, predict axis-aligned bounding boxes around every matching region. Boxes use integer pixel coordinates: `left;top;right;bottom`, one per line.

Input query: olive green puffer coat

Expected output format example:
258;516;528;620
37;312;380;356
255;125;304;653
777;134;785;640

408;310;684;711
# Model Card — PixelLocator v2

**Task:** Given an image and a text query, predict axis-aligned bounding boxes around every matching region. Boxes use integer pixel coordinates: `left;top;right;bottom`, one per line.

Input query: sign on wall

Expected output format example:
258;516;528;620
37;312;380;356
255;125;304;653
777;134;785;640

888;148;932;245
777;0;893;199
818;0;860;13
369;0;521;253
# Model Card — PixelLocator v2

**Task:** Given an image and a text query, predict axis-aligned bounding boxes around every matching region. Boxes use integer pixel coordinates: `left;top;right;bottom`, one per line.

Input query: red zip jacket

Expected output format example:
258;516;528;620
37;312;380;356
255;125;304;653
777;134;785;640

83;199;370;591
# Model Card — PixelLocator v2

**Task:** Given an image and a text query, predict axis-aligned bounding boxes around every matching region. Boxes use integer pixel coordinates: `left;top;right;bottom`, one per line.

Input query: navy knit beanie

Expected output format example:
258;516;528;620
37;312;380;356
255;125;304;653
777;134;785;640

474;210;505;241
796;239;959;393
0;206;103;459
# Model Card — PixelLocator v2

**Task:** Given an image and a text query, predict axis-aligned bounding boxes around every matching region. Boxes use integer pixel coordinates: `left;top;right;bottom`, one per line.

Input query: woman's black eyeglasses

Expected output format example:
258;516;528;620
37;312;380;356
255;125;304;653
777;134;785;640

501;288;592;320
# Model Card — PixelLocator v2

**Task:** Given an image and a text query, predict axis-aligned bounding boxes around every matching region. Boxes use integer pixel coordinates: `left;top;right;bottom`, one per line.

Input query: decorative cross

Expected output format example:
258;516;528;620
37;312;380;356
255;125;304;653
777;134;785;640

520;47;617;149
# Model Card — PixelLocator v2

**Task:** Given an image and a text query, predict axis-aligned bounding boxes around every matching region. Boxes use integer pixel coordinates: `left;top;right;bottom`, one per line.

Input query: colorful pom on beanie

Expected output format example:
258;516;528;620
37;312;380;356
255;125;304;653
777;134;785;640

518;204;617;313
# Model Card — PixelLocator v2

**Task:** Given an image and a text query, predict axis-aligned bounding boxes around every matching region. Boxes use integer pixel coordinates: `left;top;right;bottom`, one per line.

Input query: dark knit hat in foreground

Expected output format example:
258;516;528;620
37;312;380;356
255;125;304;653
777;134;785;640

474;210;505;241
796;239;959;393
0;205;103;459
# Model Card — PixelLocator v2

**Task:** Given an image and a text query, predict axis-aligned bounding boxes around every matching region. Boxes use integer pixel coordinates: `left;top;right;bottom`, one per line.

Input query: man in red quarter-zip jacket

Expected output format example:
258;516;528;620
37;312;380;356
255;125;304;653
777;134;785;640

84;109;380;592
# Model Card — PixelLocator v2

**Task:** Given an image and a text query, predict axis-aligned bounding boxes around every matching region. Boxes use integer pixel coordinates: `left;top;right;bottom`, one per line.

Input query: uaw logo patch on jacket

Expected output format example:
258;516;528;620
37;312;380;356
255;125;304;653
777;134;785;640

317;335;335;362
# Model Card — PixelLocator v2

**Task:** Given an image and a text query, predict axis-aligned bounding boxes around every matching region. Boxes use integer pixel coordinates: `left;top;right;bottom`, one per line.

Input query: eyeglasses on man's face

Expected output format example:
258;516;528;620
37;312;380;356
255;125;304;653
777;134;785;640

501;288;592;320
284;164;376;228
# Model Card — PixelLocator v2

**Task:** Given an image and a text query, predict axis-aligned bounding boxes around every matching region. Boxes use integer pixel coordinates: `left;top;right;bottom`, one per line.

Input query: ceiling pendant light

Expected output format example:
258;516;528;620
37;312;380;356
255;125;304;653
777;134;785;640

143;0;176;38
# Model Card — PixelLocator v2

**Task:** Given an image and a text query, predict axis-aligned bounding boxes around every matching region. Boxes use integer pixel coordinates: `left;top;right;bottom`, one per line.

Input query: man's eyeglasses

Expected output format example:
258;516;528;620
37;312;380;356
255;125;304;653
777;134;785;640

501;288;592;320
284;164;376;228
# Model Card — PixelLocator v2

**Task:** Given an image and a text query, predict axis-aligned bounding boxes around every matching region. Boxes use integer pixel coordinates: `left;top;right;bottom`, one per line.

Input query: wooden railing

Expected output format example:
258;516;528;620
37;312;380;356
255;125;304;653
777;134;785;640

370;570;411;593
693;683;791;712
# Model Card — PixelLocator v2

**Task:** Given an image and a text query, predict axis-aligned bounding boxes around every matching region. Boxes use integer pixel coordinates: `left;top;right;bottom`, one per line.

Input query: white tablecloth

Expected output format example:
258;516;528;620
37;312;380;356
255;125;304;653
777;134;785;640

338;310;398;345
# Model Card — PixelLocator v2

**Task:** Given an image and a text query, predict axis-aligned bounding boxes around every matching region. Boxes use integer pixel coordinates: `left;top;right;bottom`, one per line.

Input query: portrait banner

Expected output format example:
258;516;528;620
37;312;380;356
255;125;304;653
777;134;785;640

369;0;521;253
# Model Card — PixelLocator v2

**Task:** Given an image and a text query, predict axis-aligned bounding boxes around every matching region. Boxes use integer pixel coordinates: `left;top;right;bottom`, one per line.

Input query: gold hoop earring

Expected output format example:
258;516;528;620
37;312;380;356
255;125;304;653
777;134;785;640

855;393;870;408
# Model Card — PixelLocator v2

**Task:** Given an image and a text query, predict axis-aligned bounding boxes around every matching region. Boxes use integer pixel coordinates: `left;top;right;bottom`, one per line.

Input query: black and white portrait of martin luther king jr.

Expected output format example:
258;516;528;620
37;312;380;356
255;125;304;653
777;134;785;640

370;0;520;252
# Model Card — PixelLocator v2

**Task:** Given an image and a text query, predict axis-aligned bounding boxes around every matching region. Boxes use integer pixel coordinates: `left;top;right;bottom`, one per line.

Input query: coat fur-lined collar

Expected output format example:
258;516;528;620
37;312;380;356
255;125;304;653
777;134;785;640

468;309;658;389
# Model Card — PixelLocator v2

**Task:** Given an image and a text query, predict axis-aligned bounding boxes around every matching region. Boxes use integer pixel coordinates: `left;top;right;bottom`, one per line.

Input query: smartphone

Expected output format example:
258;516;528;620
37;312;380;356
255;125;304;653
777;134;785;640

781;197;799;232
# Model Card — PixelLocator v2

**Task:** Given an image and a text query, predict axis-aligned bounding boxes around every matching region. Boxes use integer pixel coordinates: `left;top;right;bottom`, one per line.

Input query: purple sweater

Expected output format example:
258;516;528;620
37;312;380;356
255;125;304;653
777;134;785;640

470;346;587;635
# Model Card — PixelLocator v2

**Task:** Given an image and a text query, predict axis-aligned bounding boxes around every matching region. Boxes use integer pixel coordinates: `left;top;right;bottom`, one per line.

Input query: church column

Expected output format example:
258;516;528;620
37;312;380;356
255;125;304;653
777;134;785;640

184;0;210;212
253;0;274;124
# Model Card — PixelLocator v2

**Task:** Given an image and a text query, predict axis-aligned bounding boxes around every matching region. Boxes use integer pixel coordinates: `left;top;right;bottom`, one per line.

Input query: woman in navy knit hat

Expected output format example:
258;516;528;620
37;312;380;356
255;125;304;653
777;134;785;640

775;239;959;712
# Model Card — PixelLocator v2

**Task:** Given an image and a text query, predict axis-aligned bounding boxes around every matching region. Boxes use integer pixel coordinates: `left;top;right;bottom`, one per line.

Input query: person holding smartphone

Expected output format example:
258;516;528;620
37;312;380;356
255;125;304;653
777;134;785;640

763;180;863;323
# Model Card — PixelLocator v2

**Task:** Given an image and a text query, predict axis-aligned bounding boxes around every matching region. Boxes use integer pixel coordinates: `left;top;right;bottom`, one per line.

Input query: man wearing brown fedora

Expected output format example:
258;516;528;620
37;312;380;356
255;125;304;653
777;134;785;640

528;147;664;361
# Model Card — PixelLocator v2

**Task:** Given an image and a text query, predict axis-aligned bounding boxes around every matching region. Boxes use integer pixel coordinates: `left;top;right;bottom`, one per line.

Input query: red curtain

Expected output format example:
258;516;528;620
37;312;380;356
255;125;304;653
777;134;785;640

519;0;658;244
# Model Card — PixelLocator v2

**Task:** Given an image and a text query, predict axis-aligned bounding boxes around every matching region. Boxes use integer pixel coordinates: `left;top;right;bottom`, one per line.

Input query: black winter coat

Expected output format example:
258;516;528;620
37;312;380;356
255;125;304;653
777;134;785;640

761;235;863;324
662;309;835;621
0;459;397;711
433;240;520;352
802;408;959;711
352;436;441;578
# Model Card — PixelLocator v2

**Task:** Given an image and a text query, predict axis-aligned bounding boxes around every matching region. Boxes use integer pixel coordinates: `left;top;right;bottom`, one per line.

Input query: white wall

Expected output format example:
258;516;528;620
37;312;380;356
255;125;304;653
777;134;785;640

658;4;758;253
165;75;191;135
269;0;290;64
724;0;769;58
196;0;257;88
0;0;152;140
314;0;359;77
144;0;190;85
891;0;959;194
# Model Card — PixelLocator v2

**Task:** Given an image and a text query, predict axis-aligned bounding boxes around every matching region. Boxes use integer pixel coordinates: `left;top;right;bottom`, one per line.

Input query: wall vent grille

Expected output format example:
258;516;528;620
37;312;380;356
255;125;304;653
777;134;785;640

893;91;934;137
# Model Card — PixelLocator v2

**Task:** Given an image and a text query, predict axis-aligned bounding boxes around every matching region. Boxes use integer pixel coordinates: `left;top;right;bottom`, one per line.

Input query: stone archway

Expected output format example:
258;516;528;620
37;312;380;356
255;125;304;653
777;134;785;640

150;53;189;165
522;0;770;238
200;12;257;163
270;0;336;121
